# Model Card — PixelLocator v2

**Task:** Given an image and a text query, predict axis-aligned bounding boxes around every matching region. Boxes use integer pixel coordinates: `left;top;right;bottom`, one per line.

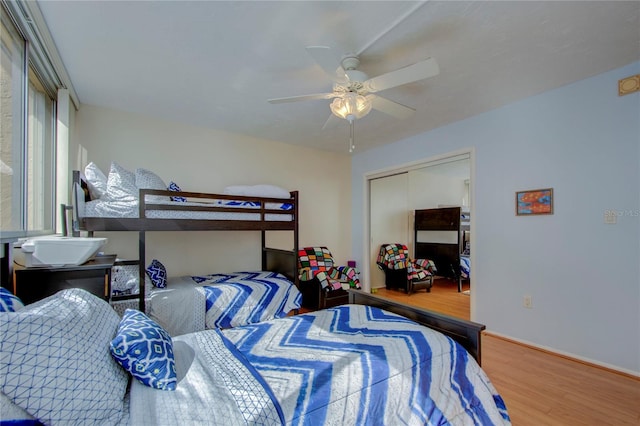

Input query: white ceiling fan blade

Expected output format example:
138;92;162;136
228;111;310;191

268;92;337;104
306;46;349;84
364;57;439;93
368;94;415;119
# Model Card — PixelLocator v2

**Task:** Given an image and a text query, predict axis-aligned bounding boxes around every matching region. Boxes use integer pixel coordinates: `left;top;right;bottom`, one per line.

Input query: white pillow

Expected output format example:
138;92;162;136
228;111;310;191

135;168;168;203
106;162;137;203
84;162;108;200
223;184;291;199
0;288;129;425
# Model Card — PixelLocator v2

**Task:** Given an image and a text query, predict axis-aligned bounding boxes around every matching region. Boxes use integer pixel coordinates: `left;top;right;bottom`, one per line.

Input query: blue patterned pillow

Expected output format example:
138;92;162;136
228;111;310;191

110;309;176;391
146;259;167;288
167;181;186;202
0;287;24;312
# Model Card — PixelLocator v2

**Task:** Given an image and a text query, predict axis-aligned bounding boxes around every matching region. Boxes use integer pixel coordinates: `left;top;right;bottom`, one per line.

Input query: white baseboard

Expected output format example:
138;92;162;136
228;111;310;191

484;330;640;379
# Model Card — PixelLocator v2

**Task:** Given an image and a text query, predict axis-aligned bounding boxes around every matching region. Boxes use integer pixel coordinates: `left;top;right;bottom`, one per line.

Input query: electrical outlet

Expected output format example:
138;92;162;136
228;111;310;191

523;295;532;309
604;213;617;224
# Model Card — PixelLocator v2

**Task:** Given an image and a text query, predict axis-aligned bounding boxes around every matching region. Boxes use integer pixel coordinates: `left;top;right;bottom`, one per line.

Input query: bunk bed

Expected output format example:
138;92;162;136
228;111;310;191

414;206;470;292
71;168;300;330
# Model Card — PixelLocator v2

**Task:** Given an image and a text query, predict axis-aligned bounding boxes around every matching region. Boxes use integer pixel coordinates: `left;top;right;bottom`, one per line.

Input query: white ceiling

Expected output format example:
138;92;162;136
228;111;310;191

37;1;640;153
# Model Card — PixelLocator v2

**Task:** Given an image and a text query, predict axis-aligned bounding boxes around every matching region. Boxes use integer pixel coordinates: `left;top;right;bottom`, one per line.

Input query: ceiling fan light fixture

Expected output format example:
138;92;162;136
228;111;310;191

330;92;372;121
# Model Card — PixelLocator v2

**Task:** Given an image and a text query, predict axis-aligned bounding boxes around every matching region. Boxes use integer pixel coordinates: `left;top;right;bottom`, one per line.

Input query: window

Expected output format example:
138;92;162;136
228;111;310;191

1;4;57;240
27;68;55;231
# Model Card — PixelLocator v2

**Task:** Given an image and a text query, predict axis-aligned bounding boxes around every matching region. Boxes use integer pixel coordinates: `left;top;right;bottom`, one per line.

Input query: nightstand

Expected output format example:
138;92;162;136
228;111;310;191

14;254;116;305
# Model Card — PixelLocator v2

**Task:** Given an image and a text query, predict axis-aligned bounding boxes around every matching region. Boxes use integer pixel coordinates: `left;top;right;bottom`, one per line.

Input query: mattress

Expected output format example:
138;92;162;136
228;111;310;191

82;198;293;221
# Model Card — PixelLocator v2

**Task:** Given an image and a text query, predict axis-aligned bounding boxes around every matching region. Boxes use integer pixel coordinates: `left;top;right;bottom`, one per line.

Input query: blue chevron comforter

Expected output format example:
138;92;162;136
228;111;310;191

147;271;302;336
195;271;302;329
130;304;510;425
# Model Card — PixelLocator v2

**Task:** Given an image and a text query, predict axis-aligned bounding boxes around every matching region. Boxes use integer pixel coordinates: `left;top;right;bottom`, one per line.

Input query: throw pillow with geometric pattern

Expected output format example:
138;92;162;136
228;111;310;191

167;181;187;202
0;288;24;312
146;259;167;288
110;309;177;391
0;288;129;425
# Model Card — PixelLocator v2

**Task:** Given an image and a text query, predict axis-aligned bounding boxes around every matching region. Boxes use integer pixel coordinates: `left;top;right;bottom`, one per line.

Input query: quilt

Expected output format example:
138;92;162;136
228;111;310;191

461;256;471;279
193;271;302;329
223;305;511;425
131;305;510;425
147;271;301;336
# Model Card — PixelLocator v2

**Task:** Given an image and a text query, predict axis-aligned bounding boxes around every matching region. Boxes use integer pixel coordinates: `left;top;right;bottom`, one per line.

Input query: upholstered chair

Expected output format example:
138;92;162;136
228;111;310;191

376;243;436;294
297;246;360;309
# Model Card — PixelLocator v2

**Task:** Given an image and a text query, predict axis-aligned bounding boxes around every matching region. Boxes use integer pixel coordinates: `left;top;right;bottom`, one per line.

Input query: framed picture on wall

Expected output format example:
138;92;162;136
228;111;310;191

516;188;553;215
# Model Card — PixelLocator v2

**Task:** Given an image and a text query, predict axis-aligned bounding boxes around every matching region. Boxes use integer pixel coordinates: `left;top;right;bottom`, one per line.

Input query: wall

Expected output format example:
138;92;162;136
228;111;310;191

71;105;352;276
351;62;640;374
408;159;470;210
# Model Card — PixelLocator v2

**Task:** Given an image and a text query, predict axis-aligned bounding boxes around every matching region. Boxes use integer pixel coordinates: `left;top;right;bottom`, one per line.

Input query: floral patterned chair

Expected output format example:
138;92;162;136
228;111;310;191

297;247;360;310
376;243;436;294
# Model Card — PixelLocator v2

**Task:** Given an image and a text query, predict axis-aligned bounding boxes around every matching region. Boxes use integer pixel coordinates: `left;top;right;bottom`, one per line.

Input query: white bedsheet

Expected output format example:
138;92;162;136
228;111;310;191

128;330;283;426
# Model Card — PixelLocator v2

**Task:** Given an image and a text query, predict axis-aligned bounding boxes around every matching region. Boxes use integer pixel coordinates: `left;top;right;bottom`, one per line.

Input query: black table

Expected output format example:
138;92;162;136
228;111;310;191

14;254;116;305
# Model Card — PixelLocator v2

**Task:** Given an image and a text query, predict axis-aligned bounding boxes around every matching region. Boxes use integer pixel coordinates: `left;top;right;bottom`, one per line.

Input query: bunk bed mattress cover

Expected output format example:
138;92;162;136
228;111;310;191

81;198;293;221
131;304;510;425
148;271;302;335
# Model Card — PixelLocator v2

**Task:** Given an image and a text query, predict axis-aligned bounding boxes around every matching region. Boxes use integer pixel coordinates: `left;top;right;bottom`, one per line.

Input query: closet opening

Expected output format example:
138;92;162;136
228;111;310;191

365;150;473;320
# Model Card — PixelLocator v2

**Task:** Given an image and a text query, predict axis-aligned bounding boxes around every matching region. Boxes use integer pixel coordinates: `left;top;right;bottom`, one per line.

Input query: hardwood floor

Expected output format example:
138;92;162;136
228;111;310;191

373;279;640;425
482;334;640;425
374;277;471;320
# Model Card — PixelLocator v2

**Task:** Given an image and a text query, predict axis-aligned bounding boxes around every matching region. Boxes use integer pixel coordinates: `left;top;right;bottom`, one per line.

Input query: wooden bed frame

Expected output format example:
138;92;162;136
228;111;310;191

71;171;299;311
348;290;486;364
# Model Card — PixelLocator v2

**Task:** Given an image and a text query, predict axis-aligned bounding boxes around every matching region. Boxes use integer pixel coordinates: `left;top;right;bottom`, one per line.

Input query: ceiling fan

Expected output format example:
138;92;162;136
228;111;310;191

269;46;440;121
268;46;439;151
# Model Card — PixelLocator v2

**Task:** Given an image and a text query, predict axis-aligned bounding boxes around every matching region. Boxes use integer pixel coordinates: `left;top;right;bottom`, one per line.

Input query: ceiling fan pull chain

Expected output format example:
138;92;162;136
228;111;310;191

349;119;355;153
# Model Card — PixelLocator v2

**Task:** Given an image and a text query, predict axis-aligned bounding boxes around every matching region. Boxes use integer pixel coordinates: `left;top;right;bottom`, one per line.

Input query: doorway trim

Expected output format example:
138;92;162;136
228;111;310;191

362;147;476;319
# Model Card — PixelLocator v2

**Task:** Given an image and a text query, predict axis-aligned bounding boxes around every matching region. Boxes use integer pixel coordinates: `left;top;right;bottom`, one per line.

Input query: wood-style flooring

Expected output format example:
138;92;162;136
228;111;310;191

374;278;640;425
374;277;471;321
